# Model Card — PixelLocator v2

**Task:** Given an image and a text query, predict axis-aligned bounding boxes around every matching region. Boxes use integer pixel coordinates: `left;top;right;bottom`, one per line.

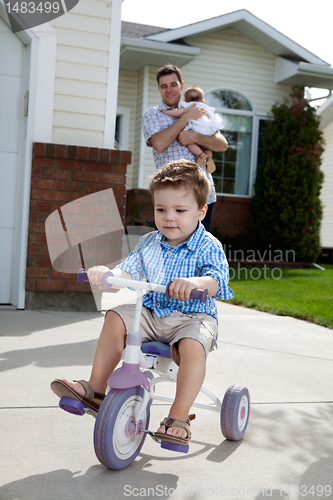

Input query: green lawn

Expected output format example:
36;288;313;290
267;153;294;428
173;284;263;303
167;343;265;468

226;264;333;329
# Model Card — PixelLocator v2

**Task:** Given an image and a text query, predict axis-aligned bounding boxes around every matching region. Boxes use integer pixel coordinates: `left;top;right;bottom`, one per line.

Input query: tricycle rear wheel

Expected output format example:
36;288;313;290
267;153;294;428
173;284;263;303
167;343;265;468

220;385;250;441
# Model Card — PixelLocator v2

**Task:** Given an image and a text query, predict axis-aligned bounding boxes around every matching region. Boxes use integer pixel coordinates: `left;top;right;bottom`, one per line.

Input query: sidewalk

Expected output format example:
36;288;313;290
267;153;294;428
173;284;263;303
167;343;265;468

1;290;332;500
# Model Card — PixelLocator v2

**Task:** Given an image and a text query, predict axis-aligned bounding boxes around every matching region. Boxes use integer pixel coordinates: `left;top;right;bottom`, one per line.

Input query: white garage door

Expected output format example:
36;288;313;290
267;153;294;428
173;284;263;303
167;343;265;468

0;18;24;304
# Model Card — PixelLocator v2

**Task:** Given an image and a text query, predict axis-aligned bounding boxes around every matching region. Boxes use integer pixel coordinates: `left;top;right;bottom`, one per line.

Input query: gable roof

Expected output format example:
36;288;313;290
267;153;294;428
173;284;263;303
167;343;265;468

120;10;333;89
145;9;328;66
121;21;167;39
120;21;200;71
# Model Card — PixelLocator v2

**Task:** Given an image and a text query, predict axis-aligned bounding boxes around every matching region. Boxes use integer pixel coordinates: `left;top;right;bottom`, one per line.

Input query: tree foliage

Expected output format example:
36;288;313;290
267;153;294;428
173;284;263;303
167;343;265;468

251;87;324;262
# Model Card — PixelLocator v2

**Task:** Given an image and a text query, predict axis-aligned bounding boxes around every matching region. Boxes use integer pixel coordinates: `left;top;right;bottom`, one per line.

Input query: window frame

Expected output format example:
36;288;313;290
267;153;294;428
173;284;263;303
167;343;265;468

205;88;259;198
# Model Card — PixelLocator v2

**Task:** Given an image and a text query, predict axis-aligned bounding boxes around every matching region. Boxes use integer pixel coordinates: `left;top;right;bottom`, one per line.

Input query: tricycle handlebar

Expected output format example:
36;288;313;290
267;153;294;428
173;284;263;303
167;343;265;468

77;269;208;303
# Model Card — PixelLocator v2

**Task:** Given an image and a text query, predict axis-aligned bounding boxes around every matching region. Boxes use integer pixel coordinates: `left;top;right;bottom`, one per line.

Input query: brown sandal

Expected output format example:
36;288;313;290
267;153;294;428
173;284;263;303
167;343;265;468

195;153;208;167
206;158;216;174
154;414;196;445
50;379;105;413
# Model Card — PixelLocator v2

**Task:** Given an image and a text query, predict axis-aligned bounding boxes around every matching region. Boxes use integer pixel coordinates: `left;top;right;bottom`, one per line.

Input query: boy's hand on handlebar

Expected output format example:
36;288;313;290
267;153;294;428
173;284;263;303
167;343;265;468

87;266;110;289
167;277;201;301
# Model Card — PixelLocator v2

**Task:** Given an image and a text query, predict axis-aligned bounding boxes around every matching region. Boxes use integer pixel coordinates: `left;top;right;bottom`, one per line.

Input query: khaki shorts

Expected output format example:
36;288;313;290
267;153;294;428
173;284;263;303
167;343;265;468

105;305;218;365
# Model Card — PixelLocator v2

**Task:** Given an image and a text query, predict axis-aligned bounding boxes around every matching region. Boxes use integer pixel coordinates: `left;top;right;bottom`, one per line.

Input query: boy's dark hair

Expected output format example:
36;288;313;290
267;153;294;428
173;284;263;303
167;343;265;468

148;160;210;209
156;64;183;85
184;86;204;102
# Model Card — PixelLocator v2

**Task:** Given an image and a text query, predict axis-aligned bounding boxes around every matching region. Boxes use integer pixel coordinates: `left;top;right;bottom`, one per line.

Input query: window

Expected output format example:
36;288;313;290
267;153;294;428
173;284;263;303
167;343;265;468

205;89;254;196
115;107;130;151
115;115;121;149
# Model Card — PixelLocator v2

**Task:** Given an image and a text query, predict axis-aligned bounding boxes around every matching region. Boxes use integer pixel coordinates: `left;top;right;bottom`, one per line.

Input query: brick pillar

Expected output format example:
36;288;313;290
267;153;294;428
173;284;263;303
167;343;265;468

26;143;131;311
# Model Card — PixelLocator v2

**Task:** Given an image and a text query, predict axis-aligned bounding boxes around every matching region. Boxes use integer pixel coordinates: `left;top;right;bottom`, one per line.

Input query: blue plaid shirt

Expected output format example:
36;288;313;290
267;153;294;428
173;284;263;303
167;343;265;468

116;223;234;322
143;100;217;205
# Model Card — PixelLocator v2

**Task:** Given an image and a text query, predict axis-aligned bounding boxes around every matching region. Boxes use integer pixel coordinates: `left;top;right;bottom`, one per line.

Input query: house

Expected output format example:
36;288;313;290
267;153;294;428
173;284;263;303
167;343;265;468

1;4;333;309
120;11;333;242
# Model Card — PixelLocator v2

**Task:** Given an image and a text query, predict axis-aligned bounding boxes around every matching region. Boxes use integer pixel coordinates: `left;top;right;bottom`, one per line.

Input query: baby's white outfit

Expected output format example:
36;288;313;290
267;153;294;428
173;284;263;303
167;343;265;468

179;101;223;135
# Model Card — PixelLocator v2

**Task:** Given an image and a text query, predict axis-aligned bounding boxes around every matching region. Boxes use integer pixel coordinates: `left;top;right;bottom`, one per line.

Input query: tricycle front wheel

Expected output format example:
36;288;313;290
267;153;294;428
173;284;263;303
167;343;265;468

94;386;150;470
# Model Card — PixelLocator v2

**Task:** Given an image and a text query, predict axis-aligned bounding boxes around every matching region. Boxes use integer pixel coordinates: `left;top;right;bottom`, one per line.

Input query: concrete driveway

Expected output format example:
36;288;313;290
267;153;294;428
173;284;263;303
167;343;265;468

1;290;332;500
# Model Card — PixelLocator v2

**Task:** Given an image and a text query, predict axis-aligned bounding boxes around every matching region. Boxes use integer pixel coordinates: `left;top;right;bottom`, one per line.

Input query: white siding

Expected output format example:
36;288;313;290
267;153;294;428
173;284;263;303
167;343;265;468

182;28;291;115
320;121;333;247
127;66;158;190
140;67;160;187
131;67;144;189
50;0;111;147
117;69;137;188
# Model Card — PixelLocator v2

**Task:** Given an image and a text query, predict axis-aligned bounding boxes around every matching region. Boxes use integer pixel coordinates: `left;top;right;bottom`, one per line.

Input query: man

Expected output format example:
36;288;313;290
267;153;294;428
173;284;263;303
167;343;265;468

143;64;228;231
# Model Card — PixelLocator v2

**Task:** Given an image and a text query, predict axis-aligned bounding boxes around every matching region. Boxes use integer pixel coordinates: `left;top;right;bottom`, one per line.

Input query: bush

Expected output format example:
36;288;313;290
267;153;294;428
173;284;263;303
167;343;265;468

251;88;324;262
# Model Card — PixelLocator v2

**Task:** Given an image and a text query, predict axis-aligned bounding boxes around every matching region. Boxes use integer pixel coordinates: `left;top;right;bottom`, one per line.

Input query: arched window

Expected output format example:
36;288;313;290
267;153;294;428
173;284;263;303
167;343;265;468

205;89;254;196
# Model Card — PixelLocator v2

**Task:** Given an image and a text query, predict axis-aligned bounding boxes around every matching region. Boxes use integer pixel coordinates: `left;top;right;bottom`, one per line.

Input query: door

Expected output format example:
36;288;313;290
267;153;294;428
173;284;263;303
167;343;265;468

0;17;24;303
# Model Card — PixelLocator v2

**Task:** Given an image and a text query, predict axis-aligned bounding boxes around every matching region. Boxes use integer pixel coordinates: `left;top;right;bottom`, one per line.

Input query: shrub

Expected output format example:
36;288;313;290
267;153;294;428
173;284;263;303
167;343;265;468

251;87;324;262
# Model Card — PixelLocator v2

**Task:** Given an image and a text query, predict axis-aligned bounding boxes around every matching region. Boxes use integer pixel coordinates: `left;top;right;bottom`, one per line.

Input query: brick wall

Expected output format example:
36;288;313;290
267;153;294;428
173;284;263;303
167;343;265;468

26;143;131;310
125;188;252;235
212;196;253;236
125;189;155;227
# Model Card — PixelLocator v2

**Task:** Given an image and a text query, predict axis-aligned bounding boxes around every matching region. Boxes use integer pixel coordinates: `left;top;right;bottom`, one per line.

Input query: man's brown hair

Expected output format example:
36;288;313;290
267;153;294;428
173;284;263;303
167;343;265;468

148;160;210;209
156;64;183;85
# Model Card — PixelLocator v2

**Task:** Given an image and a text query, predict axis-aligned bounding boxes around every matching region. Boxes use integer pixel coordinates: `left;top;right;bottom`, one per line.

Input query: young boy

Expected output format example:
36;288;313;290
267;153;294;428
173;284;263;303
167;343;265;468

161;86;223;173
51;160;234;445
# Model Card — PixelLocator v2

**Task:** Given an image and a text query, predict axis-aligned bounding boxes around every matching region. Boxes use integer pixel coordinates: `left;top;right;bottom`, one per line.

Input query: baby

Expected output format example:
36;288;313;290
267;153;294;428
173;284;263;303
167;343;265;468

161;86;223;173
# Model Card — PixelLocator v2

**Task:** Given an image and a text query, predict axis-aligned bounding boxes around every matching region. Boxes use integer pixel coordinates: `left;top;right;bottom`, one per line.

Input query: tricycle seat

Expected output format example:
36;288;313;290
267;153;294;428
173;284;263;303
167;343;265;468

141;341;171;358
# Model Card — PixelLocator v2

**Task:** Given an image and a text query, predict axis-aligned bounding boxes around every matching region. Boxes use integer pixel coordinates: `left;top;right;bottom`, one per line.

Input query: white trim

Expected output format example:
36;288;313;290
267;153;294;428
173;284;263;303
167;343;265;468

249;116;259;198
146;10;247;42
16;39;38;308
206;86;256;114
119;36;200;71
275;57;333;88
251;116;270;198
145;9;328;67
214;108;254;117
121;36;200;57
317;93;333;129
116;106;130;151
215;193;251;199
138;66;149;189
104;0;122;149
317;93;333;116
30;23;57;142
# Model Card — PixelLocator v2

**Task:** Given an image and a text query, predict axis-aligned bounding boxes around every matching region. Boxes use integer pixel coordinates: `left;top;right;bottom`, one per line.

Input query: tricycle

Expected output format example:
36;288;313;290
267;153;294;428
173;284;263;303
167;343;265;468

56;269;250;470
